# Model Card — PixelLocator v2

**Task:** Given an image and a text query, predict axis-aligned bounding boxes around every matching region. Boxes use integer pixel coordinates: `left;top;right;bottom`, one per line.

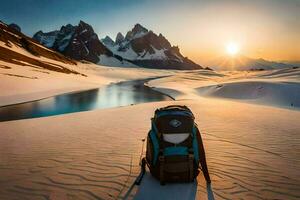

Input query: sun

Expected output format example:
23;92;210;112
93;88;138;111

226;42;240;56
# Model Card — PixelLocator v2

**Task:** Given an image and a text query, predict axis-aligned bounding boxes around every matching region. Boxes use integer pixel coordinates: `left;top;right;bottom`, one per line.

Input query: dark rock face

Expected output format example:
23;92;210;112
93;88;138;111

33;21;113;63
63;21;112;63
115;32;124;45
8;23;21;32
53;24;75;50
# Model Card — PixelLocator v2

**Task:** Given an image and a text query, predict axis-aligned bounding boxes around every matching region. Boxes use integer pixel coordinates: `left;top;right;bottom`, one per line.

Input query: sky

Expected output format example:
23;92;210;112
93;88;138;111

1;0;299;66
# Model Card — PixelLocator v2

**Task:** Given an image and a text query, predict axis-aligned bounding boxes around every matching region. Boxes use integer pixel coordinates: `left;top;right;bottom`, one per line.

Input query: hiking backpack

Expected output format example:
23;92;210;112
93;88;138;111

145;105;210;185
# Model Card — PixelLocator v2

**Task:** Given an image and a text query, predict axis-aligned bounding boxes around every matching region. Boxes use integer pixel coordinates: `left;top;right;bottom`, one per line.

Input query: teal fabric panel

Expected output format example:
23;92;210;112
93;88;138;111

149;130;159;165
163;146;188;156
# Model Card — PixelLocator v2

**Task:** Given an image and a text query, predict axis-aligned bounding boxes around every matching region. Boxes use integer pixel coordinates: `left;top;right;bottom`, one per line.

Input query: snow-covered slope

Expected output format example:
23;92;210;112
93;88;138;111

147;67;300;109
102;24;203;70
98;54;138;68
0;20;81;75
197;80;300;108
1;99;299;200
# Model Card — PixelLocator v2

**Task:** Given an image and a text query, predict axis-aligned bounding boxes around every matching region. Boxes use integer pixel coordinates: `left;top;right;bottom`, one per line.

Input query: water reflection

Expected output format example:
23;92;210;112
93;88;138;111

0;79;172;122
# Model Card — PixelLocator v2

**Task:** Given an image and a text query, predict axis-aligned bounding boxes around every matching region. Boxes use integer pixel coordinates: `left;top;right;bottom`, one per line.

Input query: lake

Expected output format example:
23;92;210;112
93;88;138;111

0;79;172;122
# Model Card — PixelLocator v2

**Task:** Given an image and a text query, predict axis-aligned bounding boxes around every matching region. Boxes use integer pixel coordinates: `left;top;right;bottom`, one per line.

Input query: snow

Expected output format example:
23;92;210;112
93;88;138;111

57;33;73;51
98;55;138;68
58;41;69;51
197;80;300;109
0;58;166;106
139;47;167;60
38;35;56;48
35;31;73;51
112;45;139;60
105;43;168;61
0;98;299;199
1;38;58;60
0;40;12;48
0;58;299;199
0;34;167;107
148;68;300;109
101;36;115;46
134;172;198;200
79;29;88;35
131;30;148;40
103;32;167;61
2;28;21;38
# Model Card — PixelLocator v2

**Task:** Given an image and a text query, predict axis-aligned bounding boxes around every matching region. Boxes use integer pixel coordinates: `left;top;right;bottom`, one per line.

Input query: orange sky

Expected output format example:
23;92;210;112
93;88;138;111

147;1;300;66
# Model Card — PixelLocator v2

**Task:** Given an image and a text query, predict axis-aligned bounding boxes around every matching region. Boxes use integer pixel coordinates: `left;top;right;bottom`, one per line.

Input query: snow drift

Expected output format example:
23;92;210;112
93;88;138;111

197;81;300;109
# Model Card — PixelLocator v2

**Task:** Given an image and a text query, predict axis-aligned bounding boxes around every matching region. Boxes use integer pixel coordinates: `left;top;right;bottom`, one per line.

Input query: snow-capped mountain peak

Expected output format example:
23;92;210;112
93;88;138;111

33;21;137;68
77;20;94;37
101;23;202;70
101;36;115;47
125;23;149;41
33;21;112;63
115;32;125;45
33;21;203;70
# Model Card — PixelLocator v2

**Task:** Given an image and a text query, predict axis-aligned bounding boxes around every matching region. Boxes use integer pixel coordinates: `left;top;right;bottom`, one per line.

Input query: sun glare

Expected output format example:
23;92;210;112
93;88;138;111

226;42;240;56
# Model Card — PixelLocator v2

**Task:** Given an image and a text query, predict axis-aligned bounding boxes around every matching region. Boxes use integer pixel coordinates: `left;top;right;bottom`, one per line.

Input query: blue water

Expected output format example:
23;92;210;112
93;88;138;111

0;79;172;122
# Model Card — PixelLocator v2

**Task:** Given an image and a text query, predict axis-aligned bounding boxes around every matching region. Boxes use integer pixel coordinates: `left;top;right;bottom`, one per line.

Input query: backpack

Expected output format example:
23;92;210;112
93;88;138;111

145;105;210;185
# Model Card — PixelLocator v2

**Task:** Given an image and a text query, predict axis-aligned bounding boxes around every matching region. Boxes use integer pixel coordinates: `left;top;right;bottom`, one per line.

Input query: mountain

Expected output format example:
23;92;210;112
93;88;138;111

33;21;134;67
281;61;300;67
34;22;202;70
8;23;21;32
115;32;124;45
101;24;203;70
210;55;295;71
0;20;82;75
101;36;115;47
